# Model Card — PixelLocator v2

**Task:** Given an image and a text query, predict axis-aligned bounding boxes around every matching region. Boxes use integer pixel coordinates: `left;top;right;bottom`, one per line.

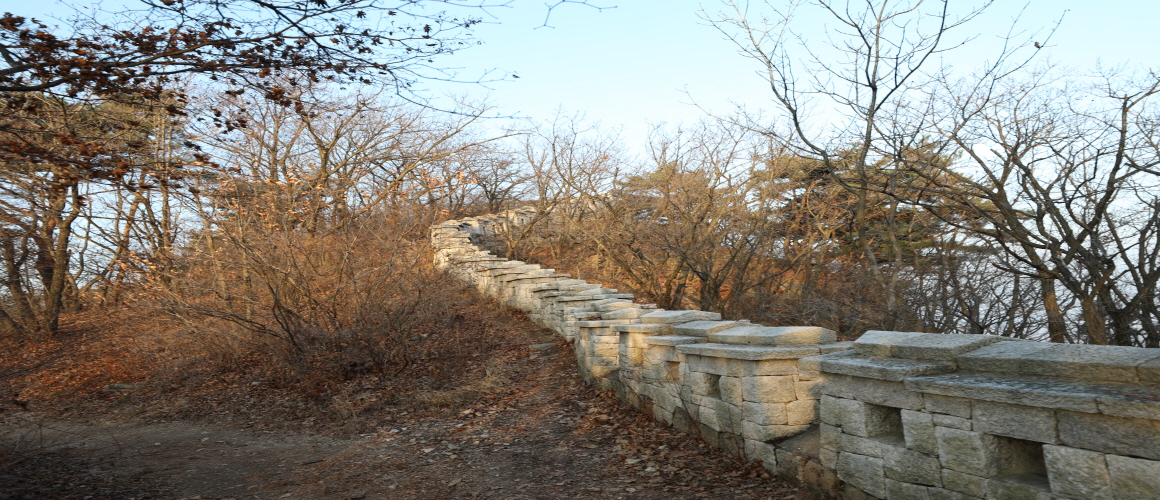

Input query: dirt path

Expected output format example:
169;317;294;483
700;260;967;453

2;342;801;500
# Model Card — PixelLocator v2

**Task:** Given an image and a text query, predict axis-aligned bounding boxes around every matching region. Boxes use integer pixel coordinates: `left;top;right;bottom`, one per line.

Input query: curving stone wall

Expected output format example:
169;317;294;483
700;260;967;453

431;207;1160;500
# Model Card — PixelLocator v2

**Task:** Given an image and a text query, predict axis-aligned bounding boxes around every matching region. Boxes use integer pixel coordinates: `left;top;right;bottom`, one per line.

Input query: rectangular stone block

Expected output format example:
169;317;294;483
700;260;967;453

885;478;933;500
820;350;957;382
699;404;724;432
820;423;841;449
798;355;824;374
935;427;1015;477
640;310;722;324
613;323;672;335
1141;357;1160;385
743;401;788;425
901;409;938;455
957;342;1160;383
672;320;742;337
795;379;824;400
971;400;1058;444
820;395;843;426
820;447;838;469
742;375;797;403
1107;455;1160;500
942;468;986;497
828;374;926;410
744;439;778;469
884;446;942;486
601;308;642;320
719;376;743;406
924;487;982;500
741;326;837;346
932;413;971;430
841;432;887;458
698;355;728;376
744;359;800;376
1095;390;1160;421
854;330;929;357
741;421;810;441
986;475;1052;500
1044;445;1113;500
678;343;823;360
1058;411;1160;460
906;372;1100;413
642;335;701;346
786;399;816;425
836;452;886;499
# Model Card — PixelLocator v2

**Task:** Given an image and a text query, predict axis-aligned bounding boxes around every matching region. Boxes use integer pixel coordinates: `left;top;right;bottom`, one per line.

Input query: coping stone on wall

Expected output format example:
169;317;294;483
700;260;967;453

956;342;1160;383
816;350;957;382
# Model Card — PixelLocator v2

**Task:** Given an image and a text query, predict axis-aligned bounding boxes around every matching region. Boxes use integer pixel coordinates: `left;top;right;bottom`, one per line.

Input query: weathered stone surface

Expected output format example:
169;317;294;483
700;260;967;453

610;322;669;334
1106;455;1160;500
745;439;779;469
841;432;887;458
827;374;926;410
854;330;929;357
1043;445;1113;500
957;342;1160;383
671;320;743;337
901;409;938;455
1057;411;1160;460
1095;391;1160;421
819;341;854;354
743;401;788;425
935;427;1013;477
837;452;886;499
640;310;722;324
818;350;956;382
687;371;720;397
576;319;635;328
932;413;971;430
741;375;797;403
941;468;986;497
883;446;942;486
1141;357;1160;385
707;325;836;346
924;487;982;500
795;378;824;400
906;373;1100;413
798;355;824;374
742;359;800;376
642;335;702;346
785;399;816;425
820;395;843;426
694;355;728;376
971;400;1058;444
985;475;1051;500
719;376;743;406
741;421;810;441
857;331;1006;361
820;423;841;449
819;447;838;469
677;343;822;360
884;478;932;500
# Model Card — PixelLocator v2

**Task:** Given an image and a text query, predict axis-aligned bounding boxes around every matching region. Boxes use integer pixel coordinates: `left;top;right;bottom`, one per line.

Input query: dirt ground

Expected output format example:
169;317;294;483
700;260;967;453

1;336;802;500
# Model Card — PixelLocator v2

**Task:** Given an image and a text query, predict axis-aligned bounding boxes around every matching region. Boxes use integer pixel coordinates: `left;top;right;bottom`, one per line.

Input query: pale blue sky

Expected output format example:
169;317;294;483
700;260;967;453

14;0;1160;150
421;0;1160;148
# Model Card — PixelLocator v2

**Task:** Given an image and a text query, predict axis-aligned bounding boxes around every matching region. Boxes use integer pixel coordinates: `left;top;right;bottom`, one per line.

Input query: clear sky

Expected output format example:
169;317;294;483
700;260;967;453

418;0;1160;151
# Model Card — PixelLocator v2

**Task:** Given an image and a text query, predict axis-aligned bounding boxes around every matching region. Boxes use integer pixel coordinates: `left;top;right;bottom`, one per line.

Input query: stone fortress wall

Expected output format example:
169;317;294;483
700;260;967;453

430;206;1160;500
